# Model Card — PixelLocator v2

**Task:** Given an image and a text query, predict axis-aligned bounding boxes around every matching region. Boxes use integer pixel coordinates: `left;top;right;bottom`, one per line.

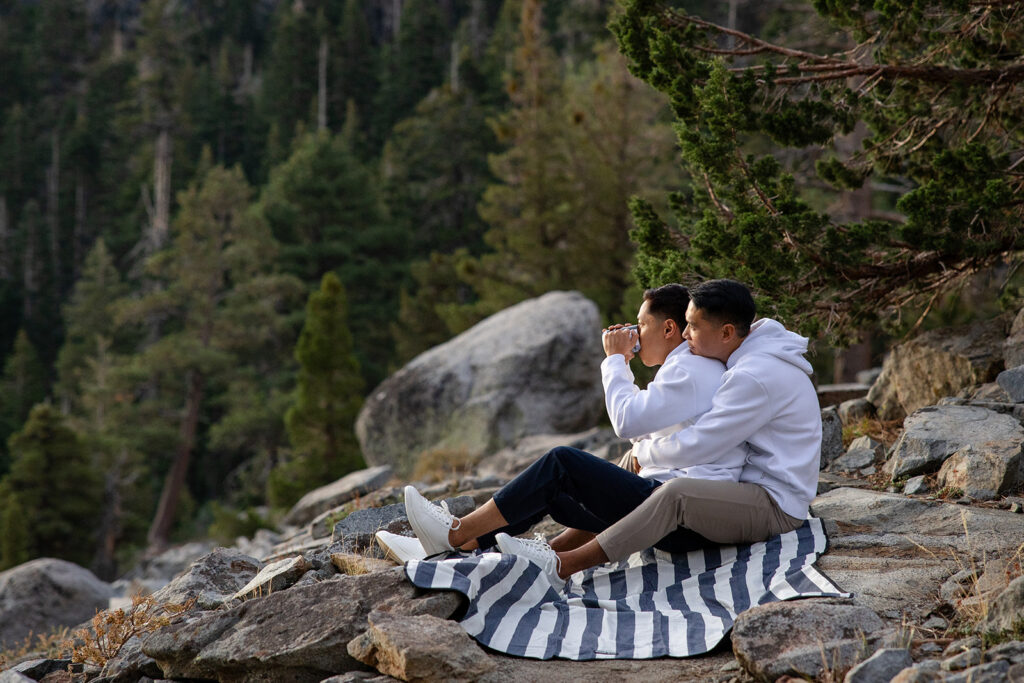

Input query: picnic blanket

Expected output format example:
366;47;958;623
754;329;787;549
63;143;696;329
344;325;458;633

405;517;847;660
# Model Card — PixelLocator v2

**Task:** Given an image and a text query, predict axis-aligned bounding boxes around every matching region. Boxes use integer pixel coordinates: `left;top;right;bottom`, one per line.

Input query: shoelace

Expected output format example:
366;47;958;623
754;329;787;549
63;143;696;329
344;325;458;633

520;534;561;575
430;500;461;530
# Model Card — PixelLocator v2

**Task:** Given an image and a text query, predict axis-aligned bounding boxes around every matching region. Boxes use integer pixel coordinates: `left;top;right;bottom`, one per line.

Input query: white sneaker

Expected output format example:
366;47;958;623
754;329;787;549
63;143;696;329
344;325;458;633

403;485;458;556
375;530;427;564
495;532;565;590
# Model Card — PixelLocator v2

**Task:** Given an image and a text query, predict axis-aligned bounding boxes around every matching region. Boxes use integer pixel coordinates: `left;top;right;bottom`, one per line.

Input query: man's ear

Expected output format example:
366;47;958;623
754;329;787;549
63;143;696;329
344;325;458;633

664;318;680;338
721;322;737;342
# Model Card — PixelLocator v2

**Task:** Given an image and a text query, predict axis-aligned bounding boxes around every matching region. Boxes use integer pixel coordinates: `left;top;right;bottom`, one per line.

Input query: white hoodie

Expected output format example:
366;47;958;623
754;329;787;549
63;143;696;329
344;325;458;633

635;318;822;520
601;343;730;482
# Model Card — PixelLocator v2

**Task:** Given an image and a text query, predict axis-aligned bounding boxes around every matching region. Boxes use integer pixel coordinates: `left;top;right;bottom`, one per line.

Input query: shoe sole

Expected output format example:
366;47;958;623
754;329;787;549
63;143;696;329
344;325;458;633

375;532;409;564
404;487;453;556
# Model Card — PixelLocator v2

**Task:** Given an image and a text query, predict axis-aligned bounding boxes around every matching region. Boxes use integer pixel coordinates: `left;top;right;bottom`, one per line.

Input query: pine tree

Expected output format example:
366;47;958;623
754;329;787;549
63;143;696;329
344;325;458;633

611;0;1024;338
259;130;405;387
54;240;128;414
119;164;302;551
262;1;319;161
0;329;48;476
0;403;101;568
269;272;364;508
0;487;30;569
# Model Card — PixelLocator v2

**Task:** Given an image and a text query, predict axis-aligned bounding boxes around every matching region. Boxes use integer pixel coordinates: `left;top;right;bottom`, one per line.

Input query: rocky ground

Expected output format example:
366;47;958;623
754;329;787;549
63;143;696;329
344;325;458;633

3;304;1024;682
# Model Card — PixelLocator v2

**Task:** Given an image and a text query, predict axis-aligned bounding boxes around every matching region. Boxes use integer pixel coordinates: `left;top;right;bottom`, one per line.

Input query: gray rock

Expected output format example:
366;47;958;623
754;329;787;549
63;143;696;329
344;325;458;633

355;291;607;475
886;405;1024;480
329;495;475;555
731;600;885;681
972;382;1012;402
121;541;214;586
942;636;982;657
821;406;844;469
284;466;394;527
921;615;948;630
944;660;1010;683
347;611;496;682
0;558;112;648
903;475;929;495
231;555;312;601
890;664;944;682
1004;307;1024;368
829;448;877;472
839;398;875;424
843;648;912;683
142;568;458;682
150;547;261;610
818;383;870;408
856;367;883;387
937;442;1022;500
982;575;1024;633
866;315;1010;421
849;435;883;456
998;365;1024;402
476;428;619;479
10;658;74;679
985;640;1024;663
0;672;34;683
97;635;164;683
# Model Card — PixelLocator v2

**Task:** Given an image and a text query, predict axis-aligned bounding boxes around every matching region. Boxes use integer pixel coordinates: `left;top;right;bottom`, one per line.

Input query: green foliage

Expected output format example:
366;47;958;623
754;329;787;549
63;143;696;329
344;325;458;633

259;130;404;386
270;272;364;509
0;491;30;570
0;403;102;569
0;330;48;476
611;0;1024;339
206;502;270;545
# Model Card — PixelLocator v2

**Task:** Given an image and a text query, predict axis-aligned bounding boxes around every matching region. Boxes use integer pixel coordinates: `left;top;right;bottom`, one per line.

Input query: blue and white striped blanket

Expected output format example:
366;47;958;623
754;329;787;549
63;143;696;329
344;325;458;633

405;518;846;660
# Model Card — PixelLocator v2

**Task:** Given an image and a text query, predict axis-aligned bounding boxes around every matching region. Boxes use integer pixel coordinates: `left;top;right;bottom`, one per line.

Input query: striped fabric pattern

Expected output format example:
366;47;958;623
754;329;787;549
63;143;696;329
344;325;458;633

405;518;846;660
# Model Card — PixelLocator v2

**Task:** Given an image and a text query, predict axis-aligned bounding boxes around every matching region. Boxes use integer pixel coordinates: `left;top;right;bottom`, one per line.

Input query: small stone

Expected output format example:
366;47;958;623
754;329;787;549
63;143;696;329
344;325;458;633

839;397;875;423
997;365;1024;402
1011;502;1022;513
943;660;1010;683
843;648;912;683
918;642;944;654
903;475;929;495
921;615;948;630
942;647;982;671
860;466;876;476
232;555;311;601
942;636;981;657
720;660;741;672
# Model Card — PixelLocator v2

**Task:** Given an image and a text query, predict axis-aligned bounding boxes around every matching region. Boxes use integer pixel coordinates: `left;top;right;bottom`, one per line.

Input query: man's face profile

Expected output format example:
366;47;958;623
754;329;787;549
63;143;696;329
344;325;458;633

682;302;729;362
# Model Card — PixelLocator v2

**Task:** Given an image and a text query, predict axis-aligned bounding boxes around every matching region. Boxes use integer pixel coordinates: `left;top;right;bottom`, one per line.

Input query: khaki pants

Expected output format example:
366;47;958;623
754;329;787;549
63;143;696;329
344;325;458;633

595;477;804;562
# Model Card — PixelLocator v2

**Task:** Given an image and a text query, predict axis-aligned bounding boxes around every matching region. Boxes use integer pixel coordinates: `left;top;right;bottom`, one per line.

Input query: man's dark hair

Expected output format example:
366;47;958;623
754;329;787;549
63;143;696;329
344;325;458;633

688;279;756;337
642;284;690;331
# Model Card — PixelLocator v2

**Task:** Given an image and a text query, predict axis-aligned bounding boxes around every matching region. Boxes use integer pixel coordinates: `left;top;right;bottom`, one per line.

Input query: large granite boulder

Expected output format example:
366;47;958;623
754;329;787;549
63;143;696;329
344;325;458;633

885;406;1024;492
356;291;606;475
283;466;394;527
867;314;1011;421
0;558;112;648
149;547;262;610
143;568;461;682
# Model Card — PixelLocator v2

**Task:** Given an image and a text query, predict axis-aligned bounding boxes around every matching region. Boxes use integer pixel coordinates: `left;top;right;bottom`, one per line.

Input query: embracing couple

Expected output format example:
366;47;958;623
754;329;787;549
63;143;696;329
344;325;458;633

377;279;822;589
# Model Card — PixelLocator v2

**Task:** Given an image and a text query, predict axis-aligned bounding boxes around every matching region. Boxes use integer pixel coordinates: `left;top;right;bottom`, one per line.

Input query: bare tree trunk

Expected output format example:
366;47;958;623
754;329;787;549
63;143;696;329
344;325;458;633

0;196;9;281
46;130;61;287
22;209;37;321
450;38;460;93
93;465;123;581
74;171;86;280
318;36;329;132
147;369;205;551
151;128;172;252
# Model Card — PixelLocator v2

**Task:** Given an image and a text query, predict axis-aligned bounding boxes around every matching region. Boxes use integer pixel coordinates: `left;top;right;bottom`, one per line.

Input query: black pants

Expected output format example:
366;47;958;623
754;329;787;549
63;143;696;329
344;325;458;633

478;446;710;553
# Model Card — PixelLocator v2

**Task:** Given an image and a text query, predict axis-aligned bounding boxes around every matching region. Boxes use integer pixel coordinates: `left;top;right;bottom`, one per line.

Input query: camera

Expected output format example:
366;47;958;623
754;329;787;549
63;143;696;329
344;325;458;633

603;324;641;353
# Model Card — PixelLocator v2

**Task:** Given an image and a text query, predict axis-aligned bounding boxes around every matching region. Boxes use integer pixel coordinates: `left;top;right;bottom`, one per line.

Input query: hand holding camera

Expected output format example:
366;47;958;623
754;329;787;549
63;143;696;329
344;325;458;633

602;323;641;359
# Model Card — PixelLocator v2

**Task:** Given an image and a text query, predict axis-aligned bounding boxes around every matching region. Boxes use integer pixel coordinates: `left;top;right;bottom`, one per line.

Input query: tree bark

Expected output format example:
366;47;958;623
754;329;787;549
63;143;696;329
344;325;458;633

318;36;329;131
151;127;172;252
146;369;205;551
74;170;86;280
46;130;61;288
0;196;9;281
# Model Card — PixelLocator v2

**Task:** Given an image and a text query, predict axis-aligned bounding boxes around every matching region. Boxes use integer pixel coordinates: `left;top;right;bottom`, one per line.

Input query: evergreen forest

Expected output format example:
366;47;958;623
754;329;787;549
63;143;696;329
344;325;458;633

1;0;1022;577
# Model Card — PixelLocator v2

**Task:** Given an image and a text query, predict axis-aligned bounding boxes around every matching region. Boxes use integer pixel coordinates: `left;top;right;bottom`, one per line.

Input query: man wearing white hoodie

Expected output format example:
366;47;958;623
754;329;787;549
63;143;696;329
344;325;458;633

390;284;733;571
494;279;819;585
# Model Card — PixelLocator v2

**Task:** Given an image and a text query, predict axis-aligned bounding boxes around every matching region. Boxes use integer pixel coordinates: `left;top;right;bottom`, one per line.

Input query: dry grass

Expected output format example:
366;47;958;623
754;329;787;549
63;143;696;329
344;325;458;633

841;417;903;450
63;594;196;668
0;626;71;670
411;446;479;483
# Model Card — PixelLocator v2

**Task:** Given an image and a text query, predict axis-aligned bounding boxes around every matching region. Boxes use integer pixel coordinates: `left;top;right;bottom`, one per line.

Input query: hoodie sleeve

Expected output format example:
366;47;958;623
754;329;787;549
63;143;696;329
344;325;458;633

601;353;704;440
635;368;773;470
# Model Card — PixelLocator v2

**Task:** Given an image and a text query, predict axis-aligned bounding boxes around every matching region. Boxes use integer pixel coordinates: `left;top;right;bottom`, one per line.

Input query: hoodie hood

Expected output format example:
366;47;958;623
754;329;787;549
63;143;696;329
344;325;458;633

727;318;812;375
